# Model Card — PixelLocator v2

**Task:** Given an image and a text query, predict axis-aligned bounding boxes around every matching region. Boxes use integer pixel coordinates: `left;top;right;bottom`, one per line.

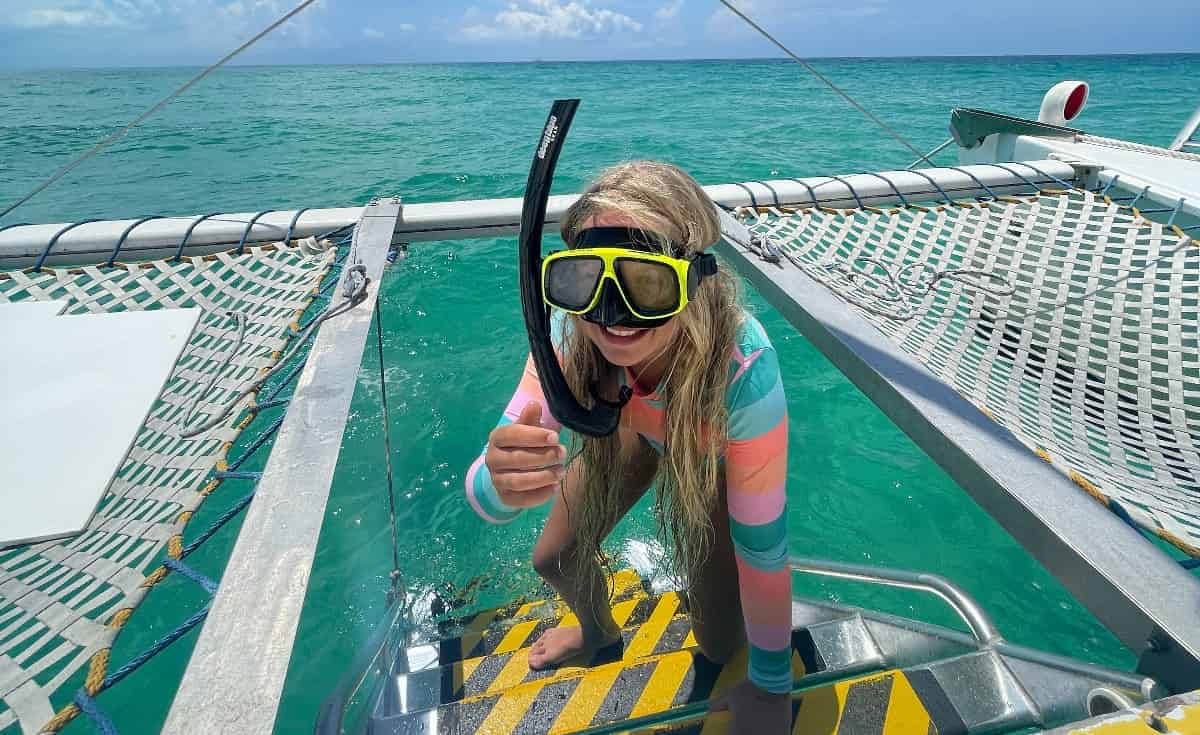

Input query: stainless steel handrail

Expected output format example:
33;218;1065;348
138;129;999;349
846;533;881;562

789;556;1004;647
1169;105;1200;152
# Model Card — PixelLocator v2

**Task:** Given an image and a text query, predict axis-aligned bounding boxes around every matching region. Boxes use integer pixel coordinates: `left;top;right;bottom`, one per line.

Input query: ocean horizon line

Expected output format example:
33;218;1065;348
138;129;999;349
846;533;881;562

2;50;1196;74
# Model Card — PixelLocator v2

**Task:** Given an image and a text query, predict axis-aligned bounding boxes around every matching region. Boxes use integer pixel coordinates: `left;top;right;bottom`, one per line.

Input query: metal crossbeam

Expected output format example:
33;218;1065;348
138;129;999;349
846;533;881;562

162;198;401;735
0;162;1080;267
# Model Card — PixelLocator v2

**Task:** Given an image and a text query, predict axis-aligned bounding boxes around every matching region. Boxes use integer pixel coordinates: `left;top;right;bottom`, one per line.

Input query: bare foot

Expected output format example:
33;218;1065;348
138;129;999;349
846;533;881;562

527;626;621;670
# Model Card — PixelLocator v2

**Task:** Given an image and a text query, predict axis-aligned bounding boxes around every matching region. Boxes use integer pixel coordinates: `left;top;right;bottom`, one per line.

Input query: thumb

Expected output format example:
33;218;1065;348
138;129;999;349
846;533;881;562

516;400;543;426
708;693;730;713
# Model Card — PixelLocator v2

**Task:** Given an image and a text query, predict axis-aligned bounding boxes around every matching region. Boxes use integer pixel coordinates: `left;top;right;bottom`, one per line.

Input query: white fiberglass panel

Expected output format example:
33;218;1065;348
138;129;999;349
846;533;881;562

0;302;200;547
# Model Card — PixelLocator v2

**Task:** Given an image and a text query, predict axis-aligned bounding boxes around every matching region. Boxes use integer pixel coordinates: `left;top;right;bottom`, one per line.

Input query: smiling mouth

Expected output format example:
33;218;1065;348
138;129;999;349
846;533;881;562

600;325;649;345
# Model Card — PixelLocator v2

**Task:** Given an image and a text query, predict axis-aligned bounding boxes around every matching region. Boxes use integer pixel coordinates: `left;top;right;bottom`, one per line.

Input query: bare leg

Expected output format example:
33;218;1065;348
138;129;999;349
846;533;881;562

529;428;658;669
685;475;746;665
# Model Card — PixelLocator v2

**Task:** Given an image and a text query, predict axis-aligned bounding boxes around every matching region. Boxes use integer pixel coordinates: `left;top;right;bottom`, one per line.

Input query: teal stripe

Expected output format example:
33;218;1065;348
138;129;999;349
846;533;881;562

749;645;793;694
738;314;770;349
729;349;781;411
730;513;788;553
732;534;788;573
728;375;786;440
473;464;522;523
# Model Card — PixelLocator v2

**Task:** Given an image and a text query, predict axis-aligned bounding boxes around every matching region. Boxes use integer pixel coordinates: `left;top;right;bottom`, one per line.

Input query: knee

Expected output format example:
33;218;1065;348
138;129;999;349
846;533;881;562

532;539;583;580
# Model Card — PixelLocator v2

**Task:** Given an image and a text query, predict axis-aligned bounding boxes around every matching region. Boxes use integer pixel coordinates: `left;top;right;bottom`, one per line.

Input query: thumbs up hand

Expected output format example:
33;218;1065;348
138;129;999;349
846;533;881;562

485;402;567;509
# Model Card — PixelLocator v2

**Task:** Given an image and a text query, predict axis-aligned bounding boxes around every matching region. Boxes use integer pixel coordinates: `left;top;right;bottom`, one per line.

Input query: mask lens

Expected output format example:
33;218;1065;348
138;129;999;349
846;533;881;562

615;258;679;315
546;256;603;311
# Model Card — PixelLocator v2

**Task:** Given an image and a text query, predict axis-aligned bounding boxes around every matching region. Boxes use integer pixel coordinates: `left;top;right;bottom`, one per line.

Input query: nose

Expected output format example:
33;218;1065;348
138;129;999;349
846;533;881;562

582;278;632;327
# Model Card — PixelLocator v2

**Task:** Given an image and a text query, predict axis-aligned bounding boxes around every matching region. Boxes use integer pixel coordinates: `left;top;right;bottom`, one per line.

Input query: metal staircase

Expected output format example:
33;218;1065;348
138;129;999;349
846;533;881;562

319;562;1164;735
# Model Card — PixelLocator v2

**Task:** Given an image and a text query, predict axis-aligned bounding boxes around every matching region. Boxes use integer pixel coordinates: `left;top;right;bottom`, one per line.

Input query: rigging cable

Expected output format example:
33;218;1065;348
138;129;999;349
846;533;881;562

717;0;938;168
374;291;405;606
0;0;322;222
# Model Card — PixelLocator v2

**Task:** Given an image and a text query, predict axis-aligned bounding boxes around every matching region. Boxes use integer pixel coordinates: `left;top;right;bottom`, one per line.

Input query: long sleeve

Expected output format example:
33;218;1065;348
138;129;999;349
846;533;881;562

465;353;563;524
725;337;792;694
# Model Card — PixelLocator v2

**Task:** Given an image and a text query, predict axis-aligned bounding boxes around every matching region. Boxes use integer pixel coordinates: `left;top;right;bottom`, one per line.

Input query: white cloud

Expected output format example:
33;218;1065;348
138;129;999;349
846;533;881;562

398;22;416;32
461;0;642;42
362;25;384;39
2;1;125;28
0;0;328;51
655;0;683;20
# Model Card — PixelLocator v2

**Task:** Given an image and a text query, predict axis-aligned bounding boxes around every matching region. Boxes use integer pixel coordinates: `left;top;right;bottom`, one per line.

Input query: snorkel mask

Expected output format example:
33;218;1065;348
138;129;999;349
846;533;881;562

543;227;718;330
518;99;632;437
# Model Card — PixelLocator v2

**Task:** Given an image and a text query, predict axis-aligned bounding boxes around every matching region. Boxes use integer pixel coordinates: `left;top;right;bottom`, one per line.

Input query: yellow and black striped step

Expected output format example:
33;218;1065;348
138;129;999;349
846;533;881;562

420;620;829;734
647;669;968;735
435;569;653;666
440;592;698;703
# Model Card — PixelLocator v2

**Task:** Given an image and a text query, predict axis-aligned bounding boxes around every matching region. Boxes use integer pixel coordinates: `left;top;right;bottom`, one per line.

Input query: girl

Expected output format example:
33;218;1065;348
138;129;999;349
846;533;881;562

465;161;791;733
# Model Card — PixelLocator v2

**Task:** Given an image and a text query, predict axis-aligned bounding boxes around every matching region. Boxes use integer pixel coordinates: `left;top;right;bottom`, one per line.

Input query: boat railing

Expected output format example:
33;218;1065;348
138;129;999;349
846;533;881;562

1169;104;1200;152
789;556;1002;646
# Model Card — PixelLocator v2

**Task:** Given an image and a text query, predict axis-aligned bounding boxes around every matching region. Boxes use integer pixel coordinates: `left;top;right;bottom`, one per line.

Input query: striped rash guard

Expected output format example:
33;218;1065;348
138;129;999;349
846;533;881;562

464;313;792;694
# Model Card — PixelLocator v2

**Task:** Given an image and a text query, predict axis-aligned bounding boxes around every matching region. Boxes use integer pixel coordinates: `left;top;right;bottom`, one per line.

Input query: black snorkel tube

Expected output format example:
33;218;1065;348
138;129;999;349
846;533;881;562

518;99;631;437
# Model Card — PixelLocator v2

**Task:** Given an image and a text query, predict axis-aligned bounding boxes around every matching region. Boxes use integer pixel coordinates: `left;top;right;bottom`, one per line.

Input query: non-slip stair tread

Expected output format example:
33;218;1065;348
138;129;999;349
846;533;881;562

436;588;680;668
439;593;693;702
435;667;958;735
419;633;848;735
437;568;653;642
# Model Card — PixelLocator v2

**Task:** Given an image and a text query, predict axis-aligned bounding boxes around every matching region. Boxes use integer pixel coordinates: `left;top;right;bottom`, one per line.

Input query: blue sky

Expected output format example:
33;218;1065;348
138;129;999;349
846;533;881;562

0;0;1197;68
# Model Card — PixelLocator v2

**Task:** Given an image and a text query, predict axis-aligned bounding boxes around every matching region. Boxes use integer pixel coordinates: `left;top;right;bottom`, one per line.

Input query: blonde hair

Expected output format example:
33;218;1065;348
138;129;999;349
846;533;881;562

557;160;743;596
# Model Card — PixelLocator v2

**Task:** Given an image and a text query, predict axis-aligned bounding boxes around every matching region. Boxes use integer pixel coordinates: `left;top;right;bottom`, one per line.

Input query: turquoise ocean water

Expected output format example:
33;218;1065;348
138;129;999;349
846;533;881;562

1;54;1197;733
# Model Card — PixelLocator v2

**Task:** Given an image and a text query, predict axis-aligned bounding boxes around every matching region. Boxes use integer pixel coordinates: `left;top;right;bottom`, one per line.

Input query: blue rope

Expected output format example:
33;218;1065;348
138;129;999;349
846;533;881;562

74;692;118;735
943;166;997;200
33;219;99;272
752;181;781;207
227;415;285;471
0;222;33;235
252;397;290;412
235;210;275;255
284;208;310;247
1099;175;1121;198
733;182;759;209
263;358;308;402
163;558;218;594
317;266;345;296
105;215;164;267
173;213;219;262
182;491;256;558
827;175;865;209
1105;497;1143;534
1012;161;1077;190
905;169;955;204
1182;558;1200;570
787;178;818;206
1127;186;1151;210
100;606;210;691
984;163;1039;191
1164;199;1185;228
213;470;262;481
860;171;909;207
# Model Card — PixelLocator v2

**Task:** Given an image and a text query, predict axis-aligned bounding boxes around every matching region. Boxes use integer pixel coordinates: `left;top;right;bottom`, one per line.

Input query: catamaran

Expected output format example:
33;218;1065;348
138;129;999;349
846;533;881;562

0;16;1197;734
